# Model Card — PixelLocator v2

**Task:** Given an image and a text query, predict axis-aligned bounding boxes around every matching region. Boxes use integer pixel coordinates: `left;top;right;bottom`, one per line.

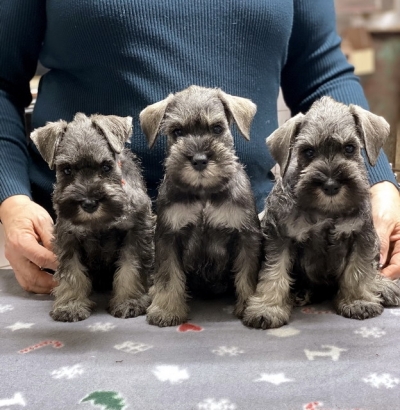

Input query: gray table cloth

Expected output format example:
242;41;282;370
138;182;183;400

0;269;399;410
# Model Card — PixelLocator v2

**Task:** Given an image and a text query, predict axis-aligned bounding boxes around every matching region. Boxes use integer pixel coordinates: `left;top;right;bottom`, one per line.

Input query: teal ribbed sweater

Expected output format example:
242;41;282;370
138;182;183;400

0;0;396;212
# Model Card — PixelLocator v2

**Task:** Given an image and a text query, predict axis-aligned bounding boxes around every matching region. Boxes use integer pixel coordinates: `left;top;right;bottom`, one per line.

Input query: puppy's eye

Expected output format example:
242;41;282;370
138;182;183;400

101;164;112;173
212;125;224;135
63;167;72;175
344;144;355;154
173;129;184;137
303;148;315;159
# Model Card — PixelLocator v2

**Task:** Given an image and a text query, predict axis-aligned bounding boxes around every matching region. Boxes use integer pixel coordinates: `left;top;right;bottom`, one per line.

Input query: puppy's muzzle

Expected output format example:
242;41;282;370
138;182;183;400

191;153;209;171
321;178;341;197
81;199;99;214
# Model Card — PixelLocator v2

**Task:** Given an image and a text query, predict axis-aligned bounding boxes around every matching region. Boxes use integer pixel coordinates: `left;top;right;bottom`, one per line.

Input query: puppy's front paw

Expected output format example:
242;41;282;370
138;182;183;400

109;294;151;319
146;304;187;327
50;302;92;322
242;300;290;329
337;300;383;320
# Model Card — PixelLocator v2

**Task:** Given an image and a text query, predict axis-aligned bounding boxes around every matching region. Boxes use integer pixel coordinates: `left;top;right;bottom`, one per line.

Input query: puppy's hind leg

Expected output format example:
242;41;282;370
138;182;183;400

242;241;294;329
51;253;94;322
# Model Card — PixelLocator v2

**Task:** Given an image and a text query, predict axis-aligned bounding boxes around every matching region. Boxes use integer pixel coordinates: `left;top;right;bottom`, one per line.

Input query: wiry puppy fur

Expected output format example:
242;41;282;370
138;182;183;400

140;85;263;327
243;96;400;329
31;113;154;322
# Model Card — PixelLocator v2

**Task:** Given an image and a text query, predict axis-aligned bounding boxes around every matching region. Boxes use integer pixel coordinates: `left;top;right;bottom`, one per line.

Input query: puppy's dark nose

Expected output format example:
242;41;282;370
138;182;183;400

81;199;99;213
191;153;208;171
322;179;340;196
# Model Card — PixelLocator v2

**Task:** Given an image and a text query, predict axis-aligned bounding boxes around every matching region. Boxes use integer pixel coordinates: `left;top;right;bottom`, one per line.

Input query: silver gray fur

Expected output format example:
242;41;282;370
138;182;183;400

242;96;400;329
140;85;263;327
30;113;155;322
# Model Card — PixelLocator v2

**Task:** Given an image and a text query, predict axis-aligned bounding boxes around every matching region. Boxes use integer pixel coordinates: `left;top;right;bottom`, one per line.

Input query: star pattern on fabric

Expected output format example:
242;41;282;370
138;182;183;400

6;322;34;331
152;365;189;384
0;392;26;407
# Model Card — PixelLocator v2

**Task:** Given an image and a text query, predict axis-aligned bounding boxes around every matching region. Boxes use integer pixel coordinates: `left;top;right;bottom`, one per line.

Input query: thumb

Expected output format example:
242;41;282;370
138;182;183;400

35;217;55;251
375;224;390;266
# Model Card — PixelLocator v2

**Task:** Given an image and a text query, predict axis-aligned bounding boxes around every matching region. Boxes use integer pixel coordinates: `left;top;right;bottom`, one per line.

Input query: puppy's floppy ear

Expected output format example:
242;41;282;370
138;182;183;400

140;94;174;149
266;113;304;177
349;104;389;166
217;90;257;140
91;114;133;154
30;120;68;170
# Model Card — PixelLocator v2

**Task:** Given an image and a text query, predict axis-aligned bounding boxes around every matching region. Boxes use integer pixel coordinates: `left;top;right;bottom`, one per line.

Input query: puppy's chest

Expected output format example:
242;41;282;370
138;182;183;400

80;229;127;267
288;216;362;281
285;214;364;244
163;200;248;232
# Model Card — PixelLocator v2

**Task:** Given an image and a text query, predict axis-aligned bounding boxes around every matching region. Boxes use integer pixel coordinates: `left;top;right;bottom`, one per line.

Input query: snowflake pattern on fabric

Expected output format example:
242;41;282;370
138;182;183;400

51;364;84;379
0;304;13;313
152;365;189;384
197;398;237;410
5;322;34;331
88;322;116;332
363;373;400;389
354;327;386;338
254;372;293;385
113;341;152;354
211;346;244;356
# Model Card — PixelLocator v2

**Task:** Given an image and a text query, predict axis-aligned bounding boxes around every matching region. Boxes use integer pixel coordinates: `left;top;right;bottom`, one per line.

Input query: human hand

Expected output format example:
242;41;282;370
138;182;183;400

371;181;400;279
0;195;58;293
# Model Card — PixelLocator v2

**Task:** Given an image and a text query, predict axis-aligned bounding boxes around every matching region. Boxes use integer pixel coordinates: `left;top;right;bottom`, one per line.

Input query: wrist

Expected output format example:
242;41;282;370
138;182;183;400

370;181;399;200
0;195;32;222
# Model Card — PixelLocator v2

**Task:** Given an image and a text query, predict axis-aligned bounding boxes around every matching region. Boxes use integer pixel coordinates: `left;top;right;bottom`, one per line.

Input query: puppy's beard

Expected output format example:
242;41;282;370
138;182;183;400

178;160;235;191
76;204;108;224
314;188;349;213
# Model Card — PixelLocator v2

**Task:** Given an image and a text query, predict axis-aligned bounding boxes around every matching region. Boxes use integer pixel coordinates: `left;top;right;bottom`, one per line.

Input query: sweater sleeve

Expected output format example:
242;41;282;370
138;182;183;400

0;0;46;203
281;0;397;187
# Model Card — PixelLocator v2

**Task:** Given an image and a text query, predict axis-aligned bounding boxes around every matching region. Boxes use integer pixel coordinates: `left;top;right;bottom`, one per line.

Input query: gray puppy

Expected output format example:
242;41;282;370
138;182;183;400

31;113;154;322
243;96;400;329
140;85;263;327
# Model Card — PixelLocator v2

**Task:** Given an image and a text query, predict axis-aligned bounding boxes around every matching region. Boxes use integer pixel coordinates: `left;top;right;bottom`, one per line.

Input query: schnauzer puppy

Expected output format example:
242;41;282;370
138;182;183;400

30;113;154;322
140;85;263;327
243;96;400;329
